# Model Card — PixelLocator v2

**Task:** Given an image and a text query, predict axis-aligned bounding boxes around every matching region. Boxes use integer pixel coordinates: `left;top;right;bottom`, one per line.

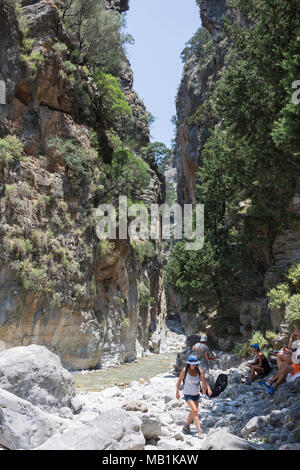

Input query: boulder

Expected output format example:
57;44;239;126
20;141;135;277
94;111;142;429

70;396;84;414
200;429;263;450
141;414;161;439
0;345;75;413
0;388;69;450
35;409;145;450
218;353;239;371
157;438;185;450
241;416;268;438
59;407;73;420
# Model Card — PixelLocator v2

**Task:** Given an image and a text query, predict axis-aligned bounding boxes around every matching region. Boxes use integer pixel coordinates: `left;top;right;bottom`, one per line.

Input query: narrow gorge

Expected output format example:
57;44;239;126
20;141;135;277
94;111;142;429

0;0;300;454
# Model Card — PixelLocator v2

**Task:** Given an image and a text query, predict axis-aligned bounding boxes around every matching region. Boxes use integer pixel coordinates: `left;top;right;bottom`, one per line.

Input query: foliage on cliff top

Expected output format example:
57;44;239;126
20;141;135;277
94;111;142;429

58;0;124;75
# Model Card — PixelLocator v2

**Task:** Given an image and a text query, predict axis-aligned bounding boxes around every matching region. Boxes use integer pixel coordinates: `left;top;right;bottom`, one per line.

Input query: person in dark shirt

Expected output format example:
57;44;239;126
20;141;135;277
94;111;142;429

246;343;271;384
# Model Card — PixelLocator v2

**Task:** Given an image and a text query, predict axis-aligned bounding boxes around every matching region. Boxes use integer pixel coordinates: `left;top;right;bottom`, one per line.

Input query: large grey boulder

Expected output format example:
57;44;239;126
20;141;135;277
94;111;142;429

0;345;75;413
201;429;263;450
141;414;161;439
241;416;268;438
35;409;145;450
0;388;69;450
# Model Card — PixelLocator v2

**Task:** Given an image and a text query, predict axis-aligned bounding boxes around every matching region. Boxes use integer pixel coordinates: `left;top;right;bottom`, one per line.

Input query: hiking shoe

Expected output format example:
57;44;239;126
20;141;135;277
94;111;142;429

268;386;275;395
198;430;204;439
182;424;191;434
259;381;271;389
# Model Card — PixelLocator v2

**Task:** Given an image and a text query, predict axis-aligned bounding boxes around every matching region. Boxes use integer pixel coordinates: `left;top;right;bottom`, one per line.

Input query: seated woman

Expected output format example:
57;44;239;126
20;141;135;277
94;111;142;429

261;339;300;394
276;325;300;369
246;344;271;384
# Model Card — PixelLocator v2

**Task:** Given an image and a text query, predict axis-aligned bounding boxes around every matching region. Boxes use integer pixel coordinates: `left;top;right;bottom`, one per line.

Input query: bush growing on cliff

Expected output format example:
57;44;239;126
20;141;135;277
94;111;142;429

94;73;132;123
140;142;172;172
286;295;300;328
0;135;23;170
181;27;214;67
58;0;123;75
47;136;98;185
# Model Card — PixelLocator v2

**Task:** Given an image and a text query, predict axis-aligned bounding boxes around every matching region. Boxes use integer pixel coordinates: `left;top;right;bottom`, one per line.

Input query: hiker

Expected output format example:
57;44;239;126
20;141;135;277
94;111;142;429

261;339;300;395
246;343;271;384
276;324;300;369
192;333;219;378
176;355;212;439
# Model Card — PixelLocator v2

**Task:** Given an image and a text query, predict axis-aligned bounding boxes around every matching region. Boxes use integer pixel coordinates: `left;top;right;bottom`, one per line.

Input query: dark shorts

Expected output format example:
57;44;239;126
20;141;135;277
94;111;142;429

184;394;200;403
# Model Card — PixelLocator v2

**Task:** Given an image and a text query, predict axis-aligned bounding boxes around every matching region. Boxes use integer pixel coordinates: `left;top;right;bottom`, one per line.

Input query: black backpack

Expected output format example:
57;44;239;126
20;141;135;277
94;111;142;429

210;373;228;397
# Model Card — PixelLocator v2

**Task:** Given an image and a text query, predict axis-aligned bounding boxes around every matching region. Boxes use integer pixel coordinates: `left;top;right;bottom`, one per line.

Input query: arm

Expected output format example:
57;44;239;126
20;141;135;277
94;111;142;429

205;352;219;361
288;332;296;350
257;353;263;367
200;368;212;396
176;368;186;400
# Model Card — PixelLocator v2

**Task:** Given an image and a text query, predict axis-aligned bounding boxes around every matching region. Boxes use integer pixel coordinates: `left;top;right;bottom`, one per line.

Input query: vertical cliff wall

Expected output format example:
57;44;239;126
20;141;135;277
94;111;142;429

0;0;167;368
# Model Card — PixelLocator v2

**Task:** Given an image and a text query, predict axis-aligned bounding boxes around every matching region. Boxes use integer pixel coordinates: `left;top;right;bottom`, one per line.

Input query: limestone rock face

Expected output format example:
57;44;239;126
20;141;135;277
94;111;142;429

0;345;75;412
0;388;69;450
0;0;167;369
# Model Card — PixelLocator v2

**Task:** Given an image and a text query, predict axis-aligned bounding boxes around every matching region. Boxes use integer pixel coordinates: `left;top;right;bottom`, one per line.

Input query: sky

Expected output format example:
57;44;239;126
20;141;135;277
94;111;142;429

125;0;201;148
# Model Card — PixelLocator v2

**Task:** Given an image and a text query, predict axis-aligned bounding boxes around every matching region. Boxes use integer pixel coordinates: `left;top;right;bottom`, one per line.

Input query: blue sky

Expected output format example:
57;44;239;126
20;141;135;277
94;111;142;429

125;0;201;148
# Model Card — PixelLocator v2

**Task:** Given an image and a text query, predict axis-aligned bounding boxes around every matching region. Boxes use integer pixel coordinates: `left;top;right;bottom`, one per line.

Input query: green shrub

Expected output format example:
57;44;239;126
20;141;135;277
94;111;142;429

132;241;156;266
20;50;45;76
47;137;98;184
267;283;290;310
0;135;23;170
288;263;300;293
59;0;123;74
286;294;300;328
249;331;268;351
97;240;116;258
232;341;250;358
94;73;132;123
138;281;155;310
53;41;68;55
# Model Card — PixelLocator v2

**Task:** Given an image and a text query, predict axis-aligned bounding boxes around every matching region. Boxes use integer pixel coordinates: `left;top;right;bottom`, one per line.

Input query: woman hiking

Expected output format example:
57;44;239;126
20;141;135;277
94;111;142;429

176;355;212;438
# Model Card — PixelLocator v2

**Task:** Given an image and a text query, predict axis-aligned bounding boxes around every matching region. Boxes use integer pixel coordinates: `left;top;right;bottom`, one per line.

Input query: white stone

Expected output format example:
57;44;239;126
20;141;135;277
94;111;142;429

0;345;75;413
0;388;70;450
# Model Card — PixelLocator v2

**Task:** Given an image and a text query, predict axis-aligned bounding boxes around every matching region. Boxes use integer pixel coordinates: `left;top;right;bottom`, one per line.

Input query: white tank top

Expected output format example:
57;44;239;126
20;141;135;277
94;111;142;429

183;370;200;395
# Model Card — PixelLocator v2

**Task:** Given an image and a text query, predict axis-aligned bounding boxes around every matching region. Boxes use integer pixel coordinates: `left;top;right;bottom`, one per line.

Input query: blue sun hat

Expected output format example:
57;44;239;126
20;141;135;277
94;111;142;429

186;355;200;365
250;344;260;350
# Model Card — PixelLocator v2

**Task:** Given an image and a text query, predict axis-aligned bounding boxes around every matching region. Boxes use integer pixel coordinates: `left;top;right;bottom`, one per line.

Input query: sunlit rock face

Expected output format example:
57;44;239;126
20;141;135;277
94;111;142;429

0;0;166;369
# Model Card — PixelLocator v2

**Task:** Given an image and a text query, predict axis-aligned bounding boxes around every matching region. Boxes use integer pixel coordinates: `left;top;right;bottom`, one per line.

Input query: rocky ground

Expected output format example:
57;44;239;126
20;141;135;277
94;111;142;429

0;321;300;450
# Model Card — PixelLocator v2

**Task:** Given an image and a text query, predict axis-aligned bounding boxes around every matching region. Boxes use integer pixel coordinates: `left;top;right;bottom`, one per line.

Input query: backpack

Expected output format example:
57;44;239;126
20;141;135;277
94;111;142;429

210;373;228;397
183;366;201;387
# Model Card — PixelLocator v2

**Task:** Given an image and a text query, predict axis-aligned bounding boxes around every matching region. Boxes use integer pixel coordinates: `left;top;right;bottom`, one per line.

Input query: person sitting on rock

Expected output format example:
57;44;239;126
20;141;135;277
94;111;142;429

261;339;300;395
176;354;212;439
246;344;271;384
276;323;300;369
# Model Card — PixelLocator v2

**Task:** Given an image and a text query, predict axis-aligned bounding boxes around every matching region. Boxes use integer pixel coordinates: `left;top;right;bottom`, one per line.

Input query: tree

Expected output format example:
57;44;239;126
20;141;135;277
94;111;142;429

140;142;172;173
58;0;123;74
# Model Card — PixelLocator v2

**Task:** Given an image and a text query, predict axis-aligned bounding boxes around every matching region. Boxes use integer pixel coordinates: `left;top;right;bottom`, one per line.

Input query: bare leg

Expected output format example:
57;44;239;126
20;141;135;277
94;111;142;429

277;353;292;369
186;400;202;432
273;365;293;389
249;365;265;383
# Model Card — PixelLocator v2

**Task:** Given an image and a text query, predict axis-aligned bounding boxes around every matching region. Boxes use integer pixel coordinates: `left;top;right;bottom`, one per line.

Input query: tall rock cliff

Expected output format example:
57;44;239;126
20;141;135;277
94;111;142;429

0;0;167;368
173;0;300;348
